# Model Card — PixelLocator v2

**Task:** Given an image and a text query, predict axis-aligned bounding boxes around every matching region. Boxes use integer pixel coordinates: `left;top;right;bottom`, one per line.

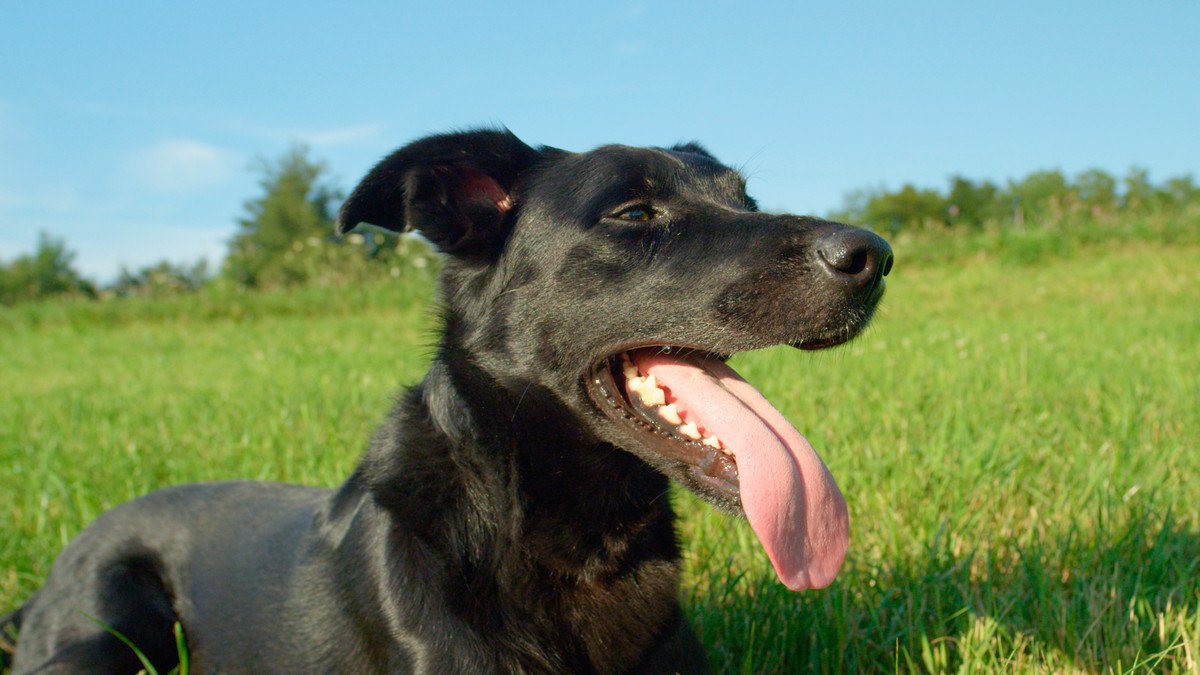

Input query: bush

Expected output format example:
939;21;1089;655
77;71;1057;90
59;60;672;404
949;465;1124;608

832;167;1200;235
112;259;211;297
0;232;96;305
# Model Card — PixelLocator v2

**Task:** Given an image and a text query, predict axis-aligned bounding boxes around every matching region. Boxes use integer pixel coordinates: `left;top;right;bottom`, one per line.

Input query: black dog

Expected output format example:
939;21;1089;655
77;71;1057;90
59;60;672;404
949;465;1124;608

2;130;891;673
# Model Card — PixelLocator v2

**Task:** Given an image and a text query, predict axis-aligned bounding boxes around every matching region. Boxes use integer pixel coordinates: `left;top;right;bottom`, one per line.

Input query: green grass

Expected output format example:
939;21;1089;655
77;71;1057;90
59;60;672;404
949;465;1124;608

2;237;1198;673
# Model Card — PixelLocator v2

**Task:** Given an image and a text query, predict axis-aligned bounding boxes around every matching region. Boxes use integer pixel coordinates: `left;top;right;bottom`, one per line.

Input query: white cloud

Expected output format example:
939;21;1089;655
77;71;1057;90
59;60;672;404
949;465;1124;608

126;139;239;193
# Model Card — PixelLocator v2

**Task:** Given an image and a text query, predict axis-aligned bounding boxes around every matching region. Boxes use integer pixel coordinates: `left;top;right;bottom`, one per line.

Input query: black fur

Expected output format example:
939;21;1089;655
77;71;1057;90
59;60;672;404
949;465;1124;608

5;129;891;673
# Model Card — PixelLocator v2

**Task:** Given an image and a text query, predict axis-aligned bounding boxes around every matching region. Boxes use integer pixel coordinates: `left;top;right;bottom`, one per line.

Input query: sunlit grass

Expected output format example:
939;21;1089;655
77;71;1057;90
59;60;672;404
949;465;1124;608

2;239;1197;672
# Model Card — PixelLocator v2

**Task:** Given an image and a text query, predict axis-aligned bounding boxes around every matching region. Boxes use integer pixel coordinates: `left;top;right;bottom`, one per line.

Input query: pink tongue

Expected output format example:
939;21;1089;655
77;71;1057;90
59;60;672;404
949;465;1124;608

632;350;848;590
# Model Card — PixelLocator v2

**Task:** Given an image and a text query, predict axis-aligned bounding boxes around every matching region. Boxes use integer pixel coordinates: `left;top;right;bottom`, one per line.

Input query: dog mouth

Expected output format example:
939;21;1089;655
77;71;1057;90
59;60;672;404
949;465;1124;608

590;346;742;493
586;344;849;590
793;332;856;351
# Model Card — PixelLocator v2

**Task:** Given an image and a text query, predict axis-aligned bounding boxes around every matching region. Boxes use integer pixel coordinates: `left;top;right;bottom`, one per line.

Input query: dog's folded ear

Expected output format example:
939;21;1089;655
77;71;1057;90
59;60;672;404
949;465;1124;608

337;129;541;256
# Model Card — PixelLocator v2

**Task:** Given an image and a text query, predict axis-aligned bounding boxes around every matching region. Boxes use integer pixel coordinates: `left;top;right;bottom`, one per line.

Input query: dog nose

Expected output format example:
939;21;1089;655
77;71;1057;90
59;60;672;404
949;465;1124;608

815;228;893;291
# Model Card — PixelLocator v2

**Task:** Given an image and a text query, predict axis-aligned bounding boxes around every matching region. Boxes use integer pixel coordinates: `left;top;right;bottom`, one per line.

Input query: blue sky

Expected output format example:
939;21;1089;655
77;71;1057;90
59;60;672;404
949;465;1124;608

2;2;1197;281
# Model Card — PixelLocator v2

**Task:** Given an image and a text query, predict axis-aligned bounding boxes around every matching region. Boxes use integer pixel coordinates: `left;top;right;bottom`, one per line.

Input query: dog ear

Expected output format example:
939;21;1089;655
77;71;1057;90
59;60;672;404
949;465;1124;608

337;129;541;256
669;141;718;161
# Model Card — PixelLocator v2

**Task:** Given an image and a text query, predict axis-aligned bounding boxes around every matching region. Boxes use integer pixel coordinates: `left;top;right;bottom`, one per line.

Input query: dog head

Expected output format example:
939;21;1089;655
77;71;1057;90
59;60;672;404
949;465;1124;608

340;129;892;590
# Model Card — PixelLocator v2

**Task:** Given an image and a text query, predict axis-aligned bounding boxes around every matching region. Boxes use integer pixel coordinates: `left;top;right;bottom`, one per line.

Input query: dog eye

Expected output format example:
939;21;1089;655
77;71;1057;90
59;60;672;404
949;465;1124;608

612;205;656;222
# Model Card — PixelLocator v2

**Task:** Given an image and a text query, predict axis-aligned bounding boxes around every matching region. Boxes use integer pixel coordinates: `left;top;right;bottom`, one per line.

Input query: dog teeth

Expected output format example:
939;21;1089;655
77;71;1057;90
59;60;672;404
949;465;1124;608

638;383;665;407
658;403;682;425
640;389;666;407
621;358;638;380
621;362;726;449
678;421;701;440
627;372;666;406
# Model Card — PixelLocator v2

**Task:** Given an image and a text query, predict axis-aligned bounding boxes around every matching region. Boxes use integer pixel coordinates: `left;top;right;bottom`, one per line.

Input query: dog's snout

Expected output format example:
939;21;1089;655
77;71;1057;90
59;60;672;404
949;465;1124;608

815;228;893;290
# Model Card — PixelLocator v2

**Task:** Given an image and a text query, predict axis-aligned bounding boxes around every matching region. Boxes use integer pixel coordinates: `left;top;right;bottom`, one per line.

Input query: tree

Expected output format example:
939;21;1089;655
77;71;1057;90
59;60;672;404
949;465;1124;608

1161;174;1199;209
223;145;344;287
946;176;1002;227
0;231;96;305
1072;169;1117;213
111;259;210;297
830;186;877;225
863;183;946;231
1121;166;1159;212
1004;169;1069;222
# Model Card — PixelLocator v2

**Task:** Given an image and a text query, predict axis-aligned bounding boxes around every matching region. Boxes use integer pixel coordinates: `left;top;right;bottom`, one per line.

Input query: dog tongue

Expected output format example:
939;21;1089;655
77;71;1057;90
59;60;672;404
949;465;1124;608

630;350;849;590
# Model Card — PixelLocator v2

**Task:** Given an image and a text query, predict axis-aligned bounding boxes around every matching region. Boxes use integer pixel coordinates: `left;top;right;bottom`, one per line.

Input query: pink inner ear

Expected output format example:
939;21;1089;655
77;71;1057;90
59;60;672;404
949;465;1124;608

460;169;513;214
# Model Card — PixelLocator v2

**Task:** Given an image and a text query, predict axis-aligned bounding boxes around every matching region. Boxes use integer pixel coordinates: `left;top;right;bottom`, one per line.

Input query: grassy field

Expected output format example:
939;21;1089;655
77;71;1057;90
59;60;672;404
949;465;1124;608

2;234;1198;672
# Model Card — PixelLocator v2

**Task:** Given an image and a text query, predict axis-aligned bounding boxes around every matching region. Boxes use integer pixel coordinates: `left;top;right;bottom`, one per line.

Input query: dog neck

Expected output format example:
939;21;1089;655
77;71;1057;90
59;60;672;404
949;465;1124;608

348;351;684;670
415;352;678;566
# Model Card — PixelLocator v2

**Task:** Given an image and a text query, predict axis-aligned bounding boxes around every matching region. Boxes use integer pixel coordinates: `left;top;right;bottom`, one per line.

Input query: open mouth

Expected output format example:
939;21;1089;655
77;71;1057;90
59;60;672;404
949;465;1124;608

590;346;741;494
586;344;850;591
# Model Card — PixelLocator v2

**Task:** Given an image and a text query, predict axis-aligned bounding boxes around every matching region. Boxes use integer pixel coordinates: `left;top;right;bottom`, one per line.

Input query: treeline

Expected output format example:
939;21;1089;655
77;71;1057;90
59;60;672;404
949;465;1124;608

832;167;1200;232
3;154;1198;306
0;145;434;306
